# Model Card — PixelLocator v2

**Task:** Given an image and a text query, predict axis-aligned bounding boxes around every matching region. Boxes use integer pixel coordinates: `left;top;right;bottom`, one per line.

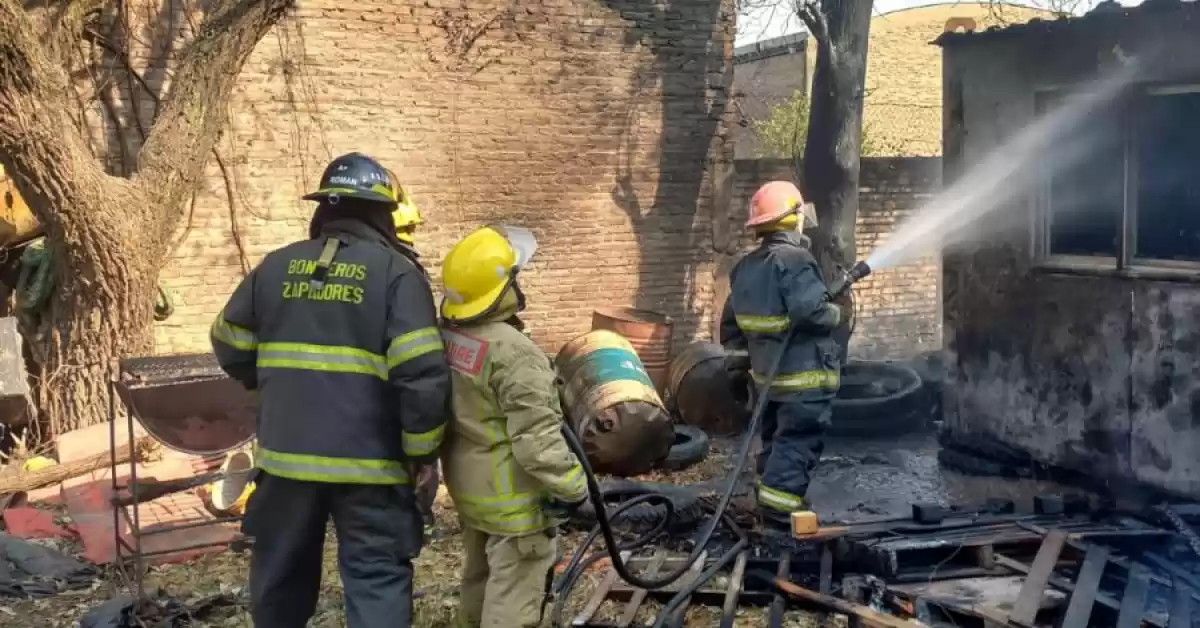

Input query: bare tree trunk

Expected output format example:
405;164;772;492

797;0;874;275
0;0;293;434
797;0;873;357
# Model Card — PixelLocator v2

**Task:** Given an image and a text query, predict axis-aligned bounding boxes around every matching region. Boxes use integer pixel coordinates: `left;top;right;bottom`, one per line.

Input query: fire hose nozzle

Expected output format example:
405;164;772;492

828;260;872;301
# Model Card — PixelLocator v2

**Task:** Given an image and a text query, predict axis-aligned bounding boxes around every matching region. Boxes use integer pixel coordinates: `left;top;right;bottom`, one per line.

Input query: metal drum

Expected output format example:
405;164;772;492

555;330;673;477
591;307;674;395
666;342;750;437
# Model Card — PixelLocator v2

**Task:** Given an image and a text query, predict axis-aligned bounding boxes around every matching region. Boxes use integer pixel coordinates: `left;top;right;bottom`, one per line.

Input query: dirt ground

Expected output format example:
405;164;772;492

1;440;838;627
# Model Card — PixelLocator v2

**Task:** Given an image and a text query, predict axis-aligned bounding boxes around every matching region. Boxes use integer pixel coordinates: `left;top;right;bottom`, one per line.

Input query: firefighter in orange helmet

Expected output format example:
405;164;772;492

719;180;845;527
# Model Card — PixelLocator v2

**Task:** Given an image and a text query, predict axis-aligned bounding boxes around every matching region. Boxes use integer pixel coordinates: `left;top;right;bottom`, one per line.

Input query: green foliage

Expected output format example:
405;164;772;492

753;89;810;159
753;89;880;158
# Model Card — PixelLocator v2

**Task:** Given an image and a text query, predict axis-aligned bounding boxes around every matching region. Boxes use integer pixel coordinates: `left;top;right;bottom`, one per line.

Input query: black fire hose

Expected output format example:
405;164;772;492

551;324;790;627
551;263;869;628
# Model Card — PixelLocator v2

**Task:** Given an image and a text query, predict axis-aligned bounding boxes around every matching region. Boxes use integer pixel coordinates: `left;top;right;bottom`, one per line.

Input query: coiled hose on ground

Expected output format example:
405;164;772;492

553;276;862;627
551;324;793;628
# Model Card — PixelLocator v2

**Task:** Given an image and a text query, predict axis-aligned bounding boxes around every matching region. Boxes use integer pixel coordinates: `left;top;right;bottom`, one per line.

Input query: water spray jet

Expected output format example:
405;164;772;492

862;58;1142;273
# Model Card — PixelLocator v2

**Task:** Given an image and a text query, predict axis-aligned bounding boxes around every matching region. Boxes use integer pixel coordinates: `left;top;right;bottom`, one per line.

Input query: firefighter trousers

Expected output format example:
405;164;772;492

242;471;423;628
757;399;831;513
457;526;556;628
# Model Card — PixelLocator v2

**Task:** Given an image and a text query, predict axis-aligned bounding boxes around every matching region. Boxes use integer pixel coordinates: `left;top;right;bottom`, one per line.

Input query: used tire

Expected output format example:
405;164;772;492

659;425;711;472
571;478;706;530
829;360;926;438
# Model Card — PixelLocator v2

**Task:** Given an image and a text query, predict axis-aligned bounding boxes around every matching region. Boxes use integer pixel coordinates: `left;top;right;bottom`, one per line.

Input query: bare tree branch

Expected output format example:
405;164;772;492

795;0;827;41
134;0;295;236
0;0;129;237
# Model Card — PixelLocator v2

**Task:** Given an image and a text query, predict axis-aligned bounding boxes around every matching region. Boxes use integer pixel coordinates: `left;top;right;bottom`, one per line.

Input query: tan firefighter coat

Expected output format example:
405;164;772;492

440;317;587;536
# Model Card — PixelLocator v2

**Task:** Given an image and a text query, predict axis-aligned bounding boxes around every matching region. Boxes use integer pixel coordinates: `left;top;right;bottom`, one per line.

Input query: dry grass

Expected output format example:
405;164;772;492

2;440;832;627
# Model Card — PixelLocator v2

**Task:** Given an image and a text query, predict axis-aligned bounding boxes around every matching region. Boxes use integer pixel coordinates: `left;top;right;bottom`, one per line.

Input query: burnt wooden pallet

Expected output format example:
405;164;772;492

570;549;776;628
888;524;1182;628
851;515;1172;582
1002;524;1193;628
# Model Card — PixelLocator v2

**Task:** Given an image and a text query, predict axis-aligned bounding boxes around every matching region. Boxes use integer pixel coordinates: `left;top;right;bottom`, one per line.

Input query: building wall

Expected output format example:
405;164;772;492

864;3;1052;157
731;158;942;360
84;0;736;358
731;35;808;159
941;8;1200;499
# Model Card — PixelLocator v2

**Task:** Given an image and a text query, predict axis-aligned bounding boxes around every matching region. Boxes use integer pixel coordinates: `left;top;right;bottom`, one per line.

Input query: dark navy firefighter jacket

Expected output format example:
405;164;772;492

211;219;452;485
719;231;843;402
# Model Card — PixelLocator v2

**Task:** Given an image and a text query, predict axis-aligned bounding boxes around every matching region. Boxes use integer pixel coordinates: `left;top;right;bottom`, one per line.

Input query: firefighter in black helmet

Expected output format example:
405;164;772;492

211;152;451;628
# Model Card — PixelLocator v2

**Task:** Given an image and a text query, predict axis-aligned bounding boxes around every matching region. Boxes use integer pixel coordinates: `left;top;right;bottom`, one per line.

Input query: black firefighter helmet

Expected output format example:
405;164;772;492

302;152;399;207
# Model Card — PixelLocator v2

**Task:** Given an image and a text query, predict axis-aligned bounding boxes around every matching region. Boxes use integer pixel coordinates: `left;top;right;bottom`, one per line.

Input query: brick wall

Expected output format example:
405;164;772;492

81;0;736;357
731;157;942;359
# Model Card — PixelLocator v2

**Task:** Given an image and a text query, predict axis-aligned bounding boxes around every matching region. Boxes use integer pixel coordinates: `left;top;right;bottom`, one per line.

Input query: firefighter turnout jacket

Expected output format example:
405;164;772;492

440;315;587;536
720;231;842;401
211;219;451;485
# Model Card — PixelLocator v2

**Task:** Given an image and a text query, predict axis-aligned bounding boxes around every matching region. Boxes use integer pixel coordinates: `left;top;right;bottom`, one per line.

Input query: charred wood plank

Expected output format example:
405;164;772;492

1009;528;1068;627
719;551;748;628
572;551;630;626
1116;564;1150;628
1060;545;1109;628
617;550;667;628
1171;576;1192;628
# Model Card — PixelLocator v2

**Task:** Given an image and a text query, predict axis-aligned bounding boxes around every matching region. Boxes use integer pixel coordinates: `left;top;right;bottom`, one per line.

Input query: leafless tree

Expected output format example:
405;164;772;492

0;0;293;434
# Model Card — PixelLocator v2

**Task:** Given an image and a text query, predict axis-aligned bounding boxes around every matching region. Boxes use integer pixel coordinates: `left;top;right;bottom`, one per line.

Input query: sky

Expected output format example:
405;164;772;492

736;0;1146;47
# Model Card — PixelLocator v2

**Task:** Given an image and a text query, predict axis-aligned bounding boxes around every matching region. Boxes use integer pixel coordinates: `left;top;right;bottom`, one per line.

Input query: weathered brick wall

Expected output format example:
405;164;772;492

84;0;737;357
731;157;942;359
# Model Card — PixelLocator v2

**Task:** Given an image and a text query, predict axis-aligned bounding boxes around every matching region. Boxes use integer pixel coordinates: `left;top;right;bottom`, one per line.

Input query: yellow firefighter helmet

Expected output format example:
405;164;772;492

392;197;423;247
384;169;423;246
440;225;538;324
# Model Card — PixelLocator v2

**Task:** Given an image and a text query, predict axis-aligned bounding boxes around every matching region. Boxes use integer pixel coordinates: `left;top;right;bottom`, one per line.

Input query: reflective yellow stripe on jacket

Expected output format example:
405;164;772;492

735;314;789;334
257;447;410;484
256;329;441;380
402;424;445;458
450;406;550;536
387;328;443;370
750;369;840;392
211;316;258;351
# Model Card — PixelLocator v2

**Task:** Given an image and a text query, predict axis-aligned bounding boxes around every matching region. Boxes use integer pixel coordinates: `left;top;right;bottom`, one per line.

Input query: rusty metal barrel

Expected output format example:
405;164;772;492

555;330;674;477
591;307;674;395
666;342;750;437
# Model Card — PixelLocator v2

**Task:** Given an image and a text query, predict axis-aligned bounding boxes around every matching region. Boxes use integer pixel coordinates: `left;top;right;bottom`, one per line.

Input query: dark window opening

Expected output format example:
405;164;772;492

1136;89;1200;263
1037;91;1124;258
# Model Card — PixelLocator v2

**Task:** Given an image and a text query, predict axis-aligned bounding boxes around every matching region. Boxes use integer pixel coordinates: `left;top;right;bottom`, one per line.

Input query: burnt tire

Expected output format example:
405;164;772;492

659;425;711;472
572;479;706;531
829;360;926;438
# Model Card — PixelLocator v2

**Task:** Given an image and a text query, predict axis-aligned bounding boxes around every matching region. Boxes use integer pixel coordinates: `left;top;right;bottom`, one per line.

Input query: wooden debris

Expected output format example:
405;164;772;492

1009;528;1068;626
1115;564;1150;628
1170;576;1192;628
771;577;926;628
111;471;223;508
1059;545;1110;628
0;436;157;495
719;552;748;628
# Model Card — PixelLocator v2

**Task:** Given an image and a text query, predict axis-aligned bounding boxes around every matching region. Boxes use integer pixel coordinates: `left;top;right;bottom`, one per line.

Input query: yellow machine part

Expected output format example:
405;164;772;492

0;166;43;249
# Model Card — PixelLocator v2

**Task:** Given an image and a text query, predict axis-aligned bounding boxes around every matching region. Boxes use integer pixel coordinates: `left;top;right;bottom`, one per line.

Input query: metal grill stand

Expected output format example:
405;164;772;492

107;354;258;598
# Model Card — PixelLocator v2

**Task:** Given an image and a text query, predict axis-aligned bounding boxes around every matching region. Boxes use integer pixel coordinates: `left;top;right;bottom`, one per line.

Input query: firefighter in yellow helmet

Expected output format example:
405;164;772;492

439;225;588;628
383;170;440;541
390;178;425;253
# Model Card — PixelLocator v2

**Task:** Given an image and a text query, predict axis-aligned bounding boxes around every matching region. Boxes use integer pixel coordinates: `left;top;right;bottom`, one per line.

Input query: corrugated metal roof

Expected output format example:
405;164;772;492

934;0;1200;46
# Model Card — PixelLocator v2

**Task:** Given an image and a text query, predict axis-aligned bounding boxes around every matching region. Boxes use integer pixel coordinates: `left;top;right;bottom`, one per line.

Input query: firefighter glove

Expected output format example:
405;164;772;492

544;493;588;521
